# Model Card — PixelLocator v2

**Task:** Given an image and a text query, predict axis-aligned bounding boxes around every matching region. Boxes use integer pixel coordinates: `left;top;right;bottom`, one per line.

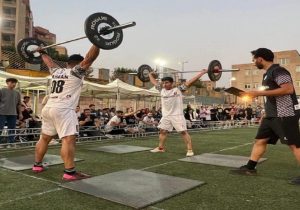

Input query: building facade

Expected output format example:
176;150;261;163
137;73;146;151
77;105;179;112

0;0;33;48
231;50;300;105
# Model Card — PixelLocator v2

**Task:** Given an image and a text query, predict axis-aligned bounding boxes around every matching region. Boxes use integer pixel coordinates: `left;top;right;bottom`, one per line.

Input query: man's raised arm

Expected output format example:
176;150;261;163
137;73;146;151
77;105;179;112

184;69;208;88
80;45;100;70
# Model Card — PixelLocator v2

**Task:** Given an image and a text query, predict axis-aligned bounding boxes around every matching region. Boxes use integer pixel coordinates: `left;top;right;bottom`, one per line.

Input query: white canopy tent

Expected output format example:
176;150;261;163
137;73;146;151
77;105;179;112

0;71;160;110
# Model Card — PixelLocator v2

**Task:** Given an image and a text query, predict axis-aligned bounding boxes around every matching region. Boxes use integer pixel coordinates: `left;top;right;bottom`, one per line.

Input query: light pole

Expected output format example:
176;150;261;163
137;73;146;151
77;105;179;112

179;61;188;80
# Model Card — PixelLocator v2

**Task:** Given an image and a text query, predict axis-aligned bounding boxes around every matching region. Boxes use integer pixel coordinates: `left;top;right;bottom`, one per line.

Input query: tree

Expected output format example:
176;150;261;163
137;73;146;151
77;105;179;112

191;79;205;88
111;67;137;81
214;87;226;92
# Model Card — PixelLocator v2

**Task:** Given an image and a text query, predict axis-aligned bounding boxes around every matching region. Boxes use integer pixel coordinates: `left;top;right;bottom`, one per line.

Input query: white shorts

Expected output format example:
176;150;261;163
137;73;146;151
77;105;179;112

41;107;79;138
158;115;187;132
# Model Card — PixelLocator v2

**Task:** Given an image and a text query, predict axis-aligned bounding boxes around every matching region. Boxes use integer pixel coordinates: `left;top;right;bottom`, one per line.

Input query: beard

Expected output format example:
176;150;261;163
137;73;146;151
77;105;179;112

255;62;264;69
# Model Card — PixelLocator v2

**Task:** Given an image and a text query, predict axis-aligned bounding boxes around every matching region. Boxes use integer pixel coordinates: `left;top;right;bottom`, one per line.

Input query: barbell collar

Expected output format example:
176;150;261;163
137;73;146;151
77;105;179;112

100;22;136;35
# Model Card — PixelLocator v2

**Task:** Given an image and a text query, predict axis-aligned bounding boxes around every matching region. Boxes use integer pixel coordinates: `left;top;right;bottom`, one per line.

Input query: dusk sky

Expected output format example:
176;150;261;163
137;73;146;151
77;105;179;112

31;0;300;87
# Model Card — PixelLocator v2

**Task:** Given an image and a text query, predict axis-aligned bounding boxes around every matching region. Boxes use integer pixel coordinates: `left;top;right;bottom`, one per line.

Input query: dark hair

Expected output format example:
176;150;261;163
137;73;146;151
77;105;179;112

23;96;30;100
161;77;174;83
116;110;123;114
67;54;84;64
83;108;90;112
251;48;274;62
6;78;18;83
89;104;95;108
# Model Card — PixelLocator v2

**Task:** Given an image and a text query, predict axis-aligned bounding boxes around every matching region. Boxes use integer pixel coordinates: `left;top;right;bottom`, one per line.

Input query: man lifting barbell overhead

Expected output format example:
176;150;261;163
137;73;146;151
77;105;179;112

230;48;300;185
149;69;208;157
32;45;100;181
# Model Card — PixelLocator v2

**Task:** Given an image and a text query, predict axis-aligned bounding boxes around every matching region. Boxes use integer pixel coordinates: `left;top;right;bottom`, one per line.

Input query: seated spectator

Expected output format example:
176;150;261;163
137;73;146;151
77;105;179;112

141;113;158;132
22;96;32;113
105;110;136;135
184;109;197;129
101;108;110;124
198;106;206;121
89;104;98;117
110;107;116;118
205;106;211;121
124;107;136;125
135;109;146;123
79;109;101;137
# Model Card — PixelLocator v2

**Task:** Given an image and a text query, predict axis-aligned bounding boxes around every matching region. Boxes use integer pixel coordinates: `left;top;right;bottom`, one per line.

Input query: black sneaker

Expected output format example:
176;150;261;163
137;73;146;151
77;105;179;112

288;176;300;185
230;165;257;176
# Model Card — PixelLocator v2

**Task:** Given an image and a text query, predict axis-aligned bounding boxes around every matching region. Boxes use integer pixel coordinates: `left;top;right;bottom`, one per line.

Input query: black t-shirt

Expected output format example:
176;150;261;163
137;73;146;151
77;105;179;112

245;107;253;116
262;64;299;117
125;115;136;124
79;114;96;126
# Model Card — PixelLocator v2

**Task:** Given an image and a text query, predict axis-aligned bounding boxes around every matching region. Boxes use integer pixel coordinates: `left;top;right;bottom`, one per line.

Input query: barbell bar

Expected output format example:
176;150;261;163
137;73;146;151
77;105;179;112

29;22;136;52
17;12;136;64
136;60;240;82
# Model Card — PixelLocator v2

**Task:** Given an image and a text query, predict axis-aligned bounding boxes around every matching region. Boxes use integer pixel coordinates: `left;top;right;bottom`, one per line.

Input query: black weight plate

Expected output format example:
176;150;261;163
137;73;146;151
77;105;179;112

138;64;153;82
17;38;47;64
208;60;222;81
84;13;123;50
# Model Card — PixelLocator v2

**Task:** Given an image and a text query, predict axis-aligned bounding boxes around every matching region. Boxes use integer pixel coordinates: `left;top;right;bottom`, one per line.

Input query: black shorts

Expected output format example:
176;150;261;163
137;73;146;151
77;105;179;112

255;116;300;147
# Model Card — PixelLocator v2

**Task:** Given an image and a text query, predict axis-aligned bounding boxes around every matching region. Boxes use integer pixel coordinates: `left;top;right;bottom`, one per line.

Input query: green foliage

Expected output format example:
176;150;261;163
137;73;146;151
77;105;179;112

111;67;137;80
191;79;205;88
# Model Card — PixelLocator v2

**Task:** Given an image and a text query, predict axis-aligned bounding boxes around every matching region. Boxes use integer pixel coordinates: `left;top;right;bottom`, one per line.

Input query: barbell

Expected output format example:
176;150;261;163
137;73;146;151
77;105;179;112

136;60;239;82
17;12;136;64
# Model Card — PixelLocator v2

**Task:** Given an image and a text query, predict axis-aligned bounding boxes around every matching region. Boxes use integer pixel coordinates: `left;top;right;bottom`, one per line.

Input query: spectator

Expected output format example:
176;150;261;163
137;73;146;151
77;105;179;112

135;109;146;123
205;106;211;121
79;109;101;137
101;108;110;124
245;104;253;121
79;109;100;127
0;78;22;144
22;96;32;113
124;107;136;125
229;105;236;120
210;106;218;121
199;106;206;121
89;104;98;117
105;110;135;135
110;107;116;117
217;105;224;121
142;113;158;132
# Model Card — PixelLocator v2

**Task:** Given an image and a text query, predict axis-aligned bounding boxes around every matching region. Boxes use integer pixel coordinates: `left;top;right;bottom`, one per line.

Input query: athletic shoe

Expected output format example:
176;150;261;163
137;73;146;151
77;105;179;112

230;165;257;176
186;150;194;157
32;165;47;173
62;172;91;181
288;176;300;185
150;147;165;153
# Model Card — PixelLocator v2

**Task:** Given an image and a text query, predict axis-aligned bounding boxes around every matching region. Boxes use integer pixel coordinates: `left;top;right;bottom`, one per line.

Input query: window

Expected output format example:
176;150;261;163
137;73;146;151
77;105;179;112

296;66;300;73
253;83;259;89
252;69;259;75
279;58;289;65
2;34;14;41
245;84;251;89
296;81;300;87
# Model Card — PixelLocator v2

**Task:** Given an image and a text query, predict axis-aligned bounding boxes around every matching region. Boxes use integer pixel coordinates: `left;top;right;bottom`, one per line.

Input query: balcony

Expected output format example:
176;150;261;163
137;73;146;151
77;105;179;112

1;27;16;33
2;14;16;20
2;0;16;7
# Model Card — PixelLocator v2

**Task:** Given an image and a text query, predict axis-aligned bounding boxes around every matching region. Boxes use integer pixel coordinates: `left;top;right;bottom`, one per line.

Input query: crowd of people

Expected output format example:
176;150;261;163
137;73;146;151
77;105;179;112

0;78;264;144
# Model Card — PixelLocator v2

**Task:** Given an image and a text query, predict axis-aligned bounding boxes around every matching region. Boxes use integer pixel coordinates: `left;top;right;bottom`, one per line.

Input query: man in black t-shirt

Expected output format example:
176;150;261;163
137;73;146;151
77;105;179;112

245;104;253;121
231;48;300;185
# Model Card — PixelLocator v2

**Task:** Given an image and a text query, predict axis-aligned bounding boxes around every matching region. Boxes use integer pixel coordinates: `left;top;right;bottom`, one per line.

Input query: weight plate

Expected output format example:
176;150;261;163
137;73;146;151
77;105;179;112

84;12;123;50
208;60;222;81
17;38;47;64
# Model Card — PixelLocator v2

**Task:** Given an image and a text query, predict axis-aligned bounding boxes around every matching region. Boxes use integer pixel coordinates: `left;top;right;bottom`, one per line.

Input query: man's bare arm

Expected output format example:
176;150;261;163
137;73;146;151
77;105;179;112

185;69;208;88
80;45;100;70
41;54;59;69
149;72;159;86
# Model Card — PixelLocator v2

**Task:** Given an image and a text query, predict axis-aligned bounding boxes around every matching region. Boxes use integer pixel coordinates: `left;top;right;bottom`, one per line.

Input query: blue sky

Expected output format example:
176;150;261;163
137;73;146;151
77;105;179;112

31;0;300;86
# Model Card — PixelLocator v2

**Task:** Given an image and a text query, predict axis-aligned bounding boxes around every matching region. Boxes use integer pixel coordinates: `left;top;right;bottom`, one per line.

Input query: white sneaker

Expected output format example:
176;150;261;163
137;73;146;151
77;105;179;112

150;147;165;153
186;150;194;157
